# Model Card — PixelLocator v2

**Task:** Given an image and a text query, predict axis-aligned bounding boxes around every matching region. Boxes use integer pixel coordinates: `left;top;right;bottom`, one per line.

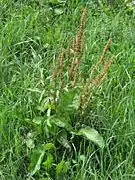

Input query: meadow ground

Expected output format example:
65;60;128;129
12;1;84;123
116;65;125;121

0;1;135;180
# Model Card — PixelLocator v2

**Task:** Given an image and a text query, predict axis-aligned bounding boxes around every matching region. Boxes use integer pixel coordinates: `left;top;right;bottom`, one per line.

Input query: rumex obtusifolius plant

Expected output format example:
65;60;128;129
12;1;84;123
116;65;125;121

26;6;114;179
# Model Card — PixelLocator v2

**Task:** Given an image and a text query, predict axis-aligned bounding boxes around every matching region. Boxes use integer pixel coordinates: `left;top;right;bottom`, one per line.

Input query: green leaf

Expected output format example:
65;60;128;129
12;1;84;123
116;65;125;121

48;116;73;131
77;127;105;148
46;117;52;127
28;148;41;172
48;0;59;4
54;118;66;128
68;94;80;110
43;153;53;170
47;108;51;117
58;88;81;114
57;130;71;150
54;8;63;15
32;117;42;125
79;154;86;162
25;138;35;149
43;143;55;151
37;97;55;113
29;148;46;176
56;160;70;174
29;143;55;176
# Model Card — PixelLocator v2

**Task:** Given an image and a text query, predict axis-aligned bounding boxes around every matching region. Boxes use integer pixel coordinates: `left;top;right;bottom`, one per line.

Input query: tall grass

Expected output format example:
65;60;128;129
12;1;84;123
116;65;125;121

0;1;135;180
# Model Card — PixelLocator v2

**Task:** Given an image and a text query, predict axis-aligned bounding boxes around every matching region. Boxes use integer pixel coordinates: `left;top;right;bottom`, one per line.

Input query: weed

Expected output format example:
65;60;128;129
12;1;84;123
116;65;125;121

0;1;134;180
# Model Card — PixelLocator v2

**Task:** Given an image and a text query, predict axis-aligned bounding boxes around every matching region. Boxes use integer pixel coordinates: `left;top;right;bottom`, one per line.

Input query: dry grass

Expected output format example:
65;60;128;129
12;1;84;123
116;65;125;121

51;7;114;112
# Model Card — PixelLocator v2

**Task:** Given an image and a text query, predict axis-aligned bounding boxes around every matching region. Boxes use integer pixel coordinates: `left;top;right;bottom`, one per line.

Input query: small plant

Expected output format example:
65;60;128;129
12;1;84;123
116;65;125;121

26;6;114;179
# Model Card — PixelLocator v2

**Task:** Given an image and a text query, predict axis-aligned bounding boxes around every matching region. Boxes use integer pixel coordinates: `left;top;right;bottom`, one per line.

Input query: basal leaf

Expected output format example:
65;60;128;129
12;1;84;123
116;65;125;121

29;148;46;176
77;127;105;148
57;130;71;150
29;143;55;176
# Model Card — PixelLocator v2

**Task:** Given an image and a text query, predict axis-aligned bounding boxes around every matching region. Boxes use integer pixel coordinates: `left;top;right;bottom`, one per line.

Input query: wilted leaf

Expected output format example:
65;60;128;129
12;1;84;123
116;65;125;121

77;127;105;148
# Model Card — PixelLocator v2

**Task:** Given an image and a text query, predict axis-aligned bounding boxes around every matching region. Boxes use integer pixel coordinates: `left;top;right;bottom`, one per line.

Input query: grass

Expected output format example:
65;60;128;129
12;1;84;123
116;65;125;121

0;1;135;180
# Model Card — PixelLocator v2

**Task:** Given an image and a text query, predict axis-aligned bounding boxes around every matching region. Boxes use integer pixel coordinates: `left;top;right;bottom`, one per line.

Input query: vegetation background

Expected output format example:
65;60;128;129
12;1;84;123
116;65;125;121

0;0;135;180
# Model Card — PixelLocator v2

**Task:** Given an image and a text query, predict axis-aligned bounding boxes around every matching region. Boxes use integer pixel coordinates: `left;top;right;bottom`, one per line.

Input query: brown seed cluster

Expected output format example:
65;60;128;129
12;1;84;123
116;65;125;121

50;6;114;112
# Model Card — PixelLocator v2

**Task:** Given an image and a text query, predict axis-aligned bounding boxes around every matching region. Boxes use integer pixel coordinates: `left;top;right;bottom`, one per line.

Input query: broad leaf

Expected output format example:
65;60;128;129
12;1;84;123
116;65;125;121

77;127;105;148
29;148;46;176
48;116;73;131
58;88;81;114
29;143;55;176
43;153;53;170
43;143;55;151
56;160;70;174
57;130;71;150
